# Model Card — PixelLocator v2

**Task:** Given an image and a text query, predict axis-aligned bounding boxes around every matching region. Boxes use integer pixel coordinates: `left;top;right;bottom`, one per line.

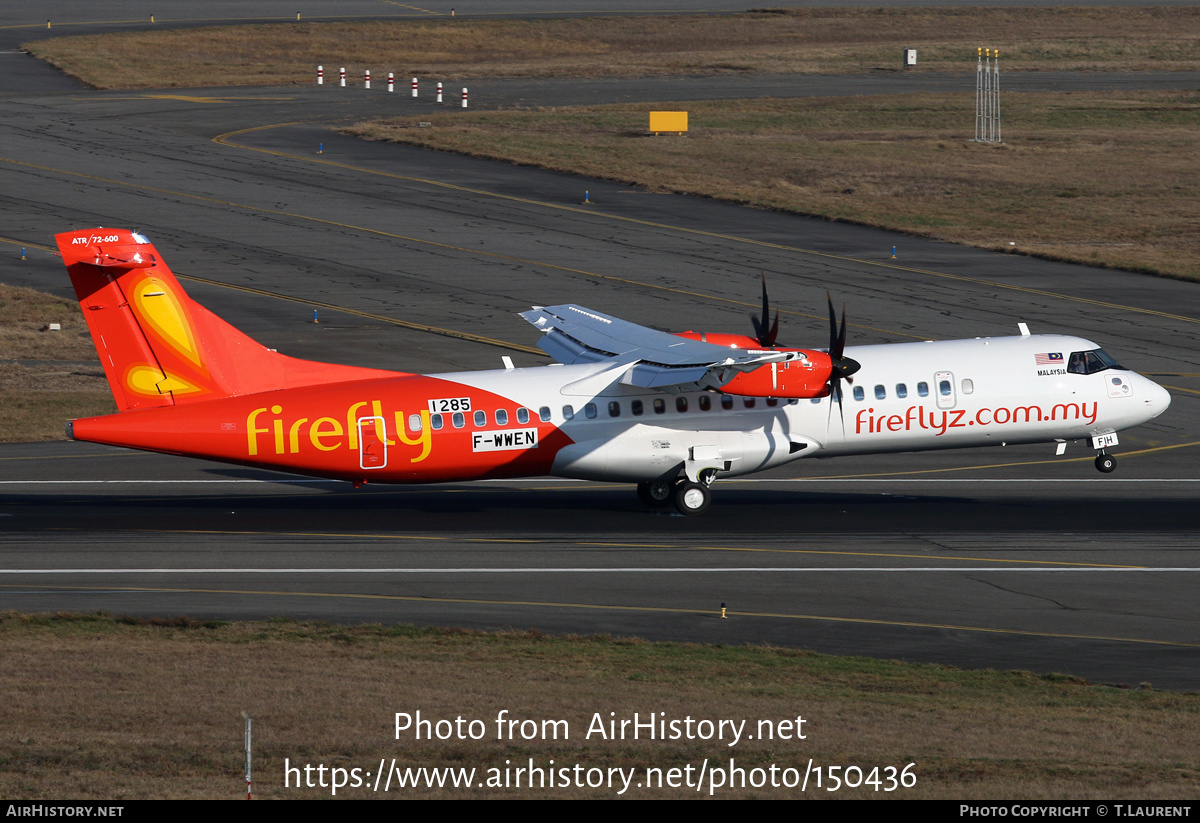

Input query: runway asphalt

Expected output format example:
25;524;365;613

0;4;1197;690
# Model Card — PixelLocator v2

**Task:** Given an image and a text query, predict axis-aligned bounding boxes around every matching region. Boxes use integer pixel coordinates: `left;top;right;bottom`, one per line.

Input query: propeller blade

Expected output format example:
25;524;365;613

760;274;770;332
752;273;780;347
837;305;848;360
825;296;860;380
764;312;779;348
824;293;860;433
827;292;839;355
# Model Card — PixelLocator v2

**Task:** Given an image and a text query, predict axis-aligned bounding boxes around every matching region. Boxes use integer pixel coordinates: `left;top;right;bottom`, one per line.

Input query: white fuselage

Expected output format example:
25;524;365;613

440;334;1171;483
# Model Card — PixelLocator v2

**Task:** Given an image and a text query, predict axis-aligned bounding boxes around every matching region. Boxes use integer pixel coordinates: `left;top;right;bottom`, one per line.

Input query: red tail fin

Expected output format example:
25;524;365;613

56;228;400;411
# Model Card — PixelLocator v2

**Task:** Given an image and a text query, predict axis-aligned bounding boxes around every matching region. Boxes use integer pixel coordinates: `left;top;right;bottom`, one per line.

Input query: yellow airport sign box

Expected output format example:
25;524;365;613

649;111;688;135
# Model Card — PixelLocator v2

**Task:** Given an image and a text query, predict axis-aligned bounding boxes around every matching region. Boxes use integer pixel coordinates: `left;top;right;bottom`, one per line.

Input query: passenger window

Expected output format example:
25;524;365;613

408;414;423;432
608;401;620;418
743;398;756;408
452;412;465;428
721;395;734;410
474;410;486;427
562;405;574;421
918;382;929;397
766;398;778;407
495;409;508;425
961;379;974;395
676;397;688;412
653;398;666;414
517;408;530;424
874;384;886;400
430;413;443;430
698;395;711;411
632;400;644;416
939;380;952;396
539;406;551;423
853;386;865;401
584;403;597;419
896;383;907;399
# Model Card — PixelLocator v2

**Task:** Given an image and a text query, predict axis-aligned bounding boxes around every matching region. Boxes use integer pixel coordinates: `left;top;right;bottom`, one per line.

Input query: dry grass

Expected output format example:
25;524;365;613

1;613;1196;799
0;284;96;361
22;8;1200;89
348;91;1200;280
0;284;112;441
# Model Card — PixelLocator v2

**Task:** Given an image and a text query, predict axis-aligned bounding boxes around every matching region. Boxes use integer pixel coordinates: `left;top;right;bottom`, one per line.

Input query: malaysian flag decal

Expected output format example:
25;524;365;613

1034;352;1063;365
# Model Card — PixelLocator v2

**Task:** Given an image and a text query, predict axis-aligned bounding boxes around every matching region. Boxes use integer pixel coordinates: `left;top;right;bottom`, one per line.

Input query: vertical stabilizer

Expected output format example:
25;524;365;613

56;228;399;411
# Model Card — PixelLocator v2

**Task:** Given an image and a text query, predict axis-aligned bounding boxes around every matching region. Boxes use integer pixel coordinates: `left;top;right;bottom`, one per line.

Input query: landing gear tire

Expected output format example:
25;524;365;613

1095;453;1117;474
673;481;711;516
637;480;674;508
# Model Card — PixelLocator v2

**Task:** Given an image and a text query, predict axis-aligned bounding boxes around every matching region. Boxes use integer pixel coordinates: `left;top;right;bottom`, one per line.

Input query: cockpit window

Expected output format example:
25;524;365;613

1068;349;1123;375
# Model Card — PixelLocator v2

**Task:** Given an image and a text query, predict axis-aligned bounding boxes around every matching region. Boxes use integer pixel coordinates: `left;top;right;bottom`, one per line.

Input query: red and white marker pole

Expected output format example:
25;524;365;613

388;73;394;93
411;77;418;97
364;69;371;90
317;65;323;85
436;82;443;103
462;87;468;108
339;67;346;87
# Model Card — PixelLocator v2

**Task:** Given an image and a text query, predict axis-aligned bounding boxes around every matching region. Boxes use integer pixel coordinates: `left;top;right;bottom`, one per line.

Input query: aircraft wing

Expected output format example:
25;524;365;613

520;304;793;390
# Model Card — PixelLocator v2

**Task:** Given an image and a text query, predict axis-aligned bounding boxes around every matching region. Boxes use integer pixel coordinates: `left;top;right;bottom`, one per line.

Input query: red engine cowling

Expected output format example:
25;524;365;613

674;331;833;398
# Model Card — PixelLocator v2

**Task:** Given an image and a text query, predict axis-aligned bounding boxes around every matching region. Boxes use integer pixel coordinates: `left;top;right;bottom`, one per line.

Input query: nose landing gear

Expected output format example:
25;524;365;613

1095;452;1117;473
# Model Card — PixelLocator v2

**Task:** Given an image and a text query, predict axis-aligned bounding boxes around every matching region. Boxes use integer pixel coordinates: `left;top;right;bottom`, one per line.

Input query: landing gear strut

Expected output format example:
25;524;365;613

1095;452;1117;474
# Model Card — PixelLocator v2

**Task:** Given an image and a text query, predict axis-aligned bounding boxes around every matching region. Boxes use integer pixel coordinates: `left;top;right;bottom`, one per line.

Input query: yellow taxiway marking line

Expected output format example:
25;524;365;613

0;236;53;253
0;15;392;31
797;440;1200;480
373;1;442;12
1163;385;1200;396
0;212;540;357
0;231;538;353
47;528;1146;568
0;453;153;462
137;95;296;103
0;153;917;340
2;582;1194;648
177;273;543;355
213;124;925;339
214;123;1200;328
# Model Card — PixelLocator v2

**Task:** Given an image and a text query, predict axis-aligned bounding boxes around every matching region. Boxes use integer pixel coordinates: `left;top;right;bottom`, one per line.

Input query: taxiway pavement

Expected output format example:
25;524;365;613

0;7;1196;689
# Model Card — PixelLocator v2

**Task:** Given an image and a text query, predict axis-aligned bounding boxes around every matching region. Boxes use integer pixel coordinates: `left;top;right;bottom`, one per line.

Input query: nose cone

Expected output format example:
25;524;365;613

1150;379;1172;418
1139;375;1171;421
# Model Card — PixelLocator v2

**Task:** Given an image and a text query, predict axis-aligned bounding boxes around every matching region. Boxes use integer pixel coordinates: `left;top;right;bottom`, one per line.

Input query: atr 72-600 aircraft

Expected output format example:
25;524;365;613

56;228;1171;515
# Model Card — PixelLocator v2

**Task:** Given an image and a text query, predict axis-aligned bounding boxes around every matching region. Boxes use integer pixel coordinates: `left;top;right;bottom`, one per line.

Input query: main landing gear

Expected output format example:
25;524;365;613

1095;452;1117;474
636;479;674;508
637;471;716;516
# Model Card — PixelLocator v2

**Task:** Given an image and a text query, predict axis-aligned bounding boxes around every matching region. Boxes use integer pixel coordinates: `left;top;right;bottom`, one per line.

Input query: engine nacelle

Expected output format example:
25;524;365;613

674;331;832;398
